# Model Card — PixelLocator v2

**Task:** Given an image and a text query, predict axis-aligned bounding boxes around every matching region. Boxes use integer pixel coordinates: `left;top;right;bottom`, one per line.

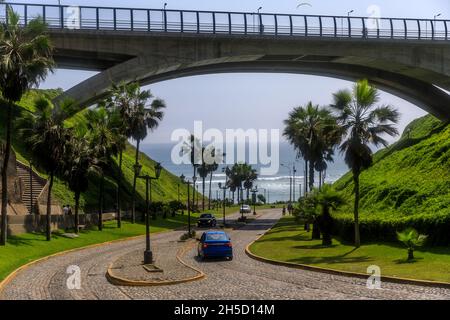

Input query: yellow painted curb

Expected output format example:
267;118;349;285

106;240;206;286
245;228;450;289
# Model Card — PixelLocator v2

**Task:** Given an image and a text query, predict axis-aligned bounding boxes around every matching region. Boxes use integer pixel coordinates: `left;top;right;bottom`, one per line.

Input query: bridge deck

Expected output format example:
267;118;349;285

1;2;449;41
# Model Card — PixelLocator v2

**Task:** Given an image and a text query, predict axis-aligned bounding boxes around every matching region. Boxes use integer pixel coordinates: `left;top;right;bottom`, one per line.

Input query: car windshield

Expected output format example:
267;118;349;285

200;214;212;218
205;233;228;241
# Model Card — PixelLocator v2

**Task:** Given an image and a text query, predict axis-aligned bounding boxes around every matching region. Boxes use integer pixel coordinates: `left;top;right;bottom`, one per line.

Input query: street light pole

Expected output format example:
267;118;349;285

135;162;162;265
251;186;258;215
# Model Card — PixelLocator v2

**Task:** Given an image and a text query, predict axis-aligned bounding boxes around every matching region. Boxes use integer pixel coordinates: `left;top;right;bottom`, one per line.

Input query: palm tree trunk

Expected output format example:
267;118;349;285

353;172;361;247
309;160;315;191
0;103;12;246
46;172;54;241
74;191;80;234
208;171;213;210
202;176;206;211
304;159;308;196
319;170;322;189
116;150;123;228
98;173;104;231
131;139;140;224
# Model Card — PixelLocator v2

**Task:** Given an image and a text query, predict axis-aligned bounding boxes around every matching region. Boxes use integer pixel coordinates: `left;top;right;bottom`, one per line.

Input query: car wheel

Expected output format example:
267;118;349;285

229;256;233;261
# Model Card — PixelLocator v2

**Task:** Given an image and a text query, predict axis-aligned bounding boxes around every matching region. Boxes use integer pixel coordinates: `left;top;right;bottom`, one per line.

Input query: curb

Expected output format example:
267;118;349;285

245;228;450;289
106;240;206;286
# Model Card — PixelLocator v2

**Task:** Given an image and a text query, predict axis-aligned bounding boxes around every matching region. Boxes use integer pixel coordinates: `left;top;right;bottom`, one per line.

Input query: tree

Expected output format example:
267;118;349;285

257;194;266;204
226;163;257;218
85;107;119;231
330;79;399;247
283;102;339;193
18;98;69;241
102;83;132;228
313;184;345;246
62;131;99;233
397;228;428;261
0;8;54;245
111;82;165;223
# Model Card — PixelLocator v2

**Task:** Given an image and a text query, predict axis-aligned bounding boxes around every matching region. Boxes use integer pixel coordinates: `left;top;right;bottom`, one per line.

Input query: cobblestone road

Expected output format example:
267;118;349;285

1;209;449;300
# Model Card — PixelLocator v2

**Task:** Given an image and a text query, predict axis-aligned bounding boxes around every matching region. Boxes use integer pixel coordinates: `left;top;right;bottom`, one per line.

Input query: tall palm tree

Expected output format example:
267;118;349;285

102;83;131;228
227;163;257;217
106;82;165;223
0;8;54;245
330;79;399;247
197;158;208;212
62;131;100;233
18;98;69;241
85;107;119;231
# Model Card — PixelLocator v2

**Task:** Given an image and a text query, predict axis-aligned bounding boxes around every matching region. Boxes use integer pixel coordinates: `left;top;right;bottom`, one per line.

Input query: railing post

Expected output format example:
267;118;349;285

348;16;351;37
228;13;232;34
404;19;407;39
212;12;216;34
59;5;63;28
417;19;421;40
196;11;200;33
377;18;380;38
180;11;184;33
431;19;435;40
361;17;365;38
390;18;394;39
114;8;117;30
445;20;448;41
24;4;28;26
43;5;46;25
164;9;167;32
319;16;322;37
130;9;134;31
333;17;337;37
96;8;99;30
289;15;293;36
274;14;278;35
304;16;307;36
244;13;247;35
259;13;263;35
147;9;150;31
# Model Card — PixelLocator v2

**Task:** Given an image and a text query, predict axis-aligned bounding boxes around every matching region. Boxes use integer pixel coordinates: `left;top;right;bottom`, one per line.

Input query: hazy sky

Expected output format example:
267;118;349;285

12;0;448;144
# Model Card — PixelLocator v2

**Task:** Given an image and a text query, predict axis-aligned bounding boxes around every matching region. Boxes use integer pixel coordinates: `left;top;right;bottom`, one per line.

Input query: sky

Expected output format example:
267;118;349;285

9;0;449;144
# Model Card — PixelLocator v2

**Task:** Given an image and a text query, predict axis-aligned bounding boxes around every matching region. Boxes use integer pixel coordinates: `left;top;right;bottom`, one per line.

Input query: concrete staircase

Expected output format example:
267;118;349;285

16;162;46;214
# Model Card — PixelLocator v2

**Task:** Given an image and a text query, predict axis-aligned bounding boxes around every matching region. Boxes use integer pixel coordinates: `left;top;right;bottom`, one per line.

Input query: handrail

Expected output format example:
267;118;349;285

0;2;449;41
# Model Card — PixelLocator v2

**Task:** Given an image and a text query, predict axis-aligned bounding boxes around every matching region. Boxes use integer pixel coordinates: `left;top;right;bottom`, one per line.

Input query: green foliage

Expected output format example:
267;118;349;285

333;115;450;245
397;228;428;260
3;89;196;213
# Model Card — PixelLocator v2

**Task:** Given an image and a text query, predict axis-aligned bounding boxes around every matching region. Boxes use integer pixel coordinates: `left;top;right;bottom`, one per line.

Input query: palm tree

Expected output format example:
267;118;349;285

330;79;399;247
62;131;99;233
197;160;208;212
227;163;257;218
102;83;132;228
109;82;165;223
18;98;69;241
85;107;119;231
313;184;345;246
284;103;338;193
397;228;428;261
206;147;221;210
0;8;54;245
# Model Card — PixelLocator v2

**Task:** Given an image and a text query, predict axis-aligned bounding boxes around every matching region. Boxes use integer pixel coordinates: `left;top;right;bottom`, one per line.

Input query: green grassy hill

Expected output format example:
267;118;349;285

1;89;193;213
333;114;449;218
332;115;450;244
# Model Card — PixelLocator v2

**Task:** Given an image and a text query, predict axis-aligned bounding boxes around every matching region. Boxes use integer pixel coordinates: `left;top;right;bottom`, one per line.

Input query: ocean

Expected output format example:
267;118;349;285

141;142;349;203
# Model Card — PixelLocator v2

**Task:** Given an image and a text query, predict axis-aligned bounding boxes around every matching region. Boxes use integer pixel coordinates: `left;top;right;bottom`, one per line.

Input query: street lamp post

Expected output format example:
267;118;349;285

281;164;292;204
180;174;196;236
218;166;230;227
135;162;162;265
251;186;258;215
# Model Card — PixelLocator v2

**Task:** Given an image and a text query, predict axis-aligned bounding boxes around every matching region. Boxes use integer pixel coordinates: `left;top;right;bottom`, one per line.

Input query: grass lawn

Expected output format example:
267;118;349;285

0;212;203;282
250;216;450;283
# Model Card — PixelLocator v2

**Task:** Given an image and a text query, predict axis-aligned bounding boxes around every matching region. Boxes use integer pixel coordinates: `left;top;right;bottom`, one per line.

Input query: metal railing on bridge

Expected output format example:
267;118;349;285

1;2;449;41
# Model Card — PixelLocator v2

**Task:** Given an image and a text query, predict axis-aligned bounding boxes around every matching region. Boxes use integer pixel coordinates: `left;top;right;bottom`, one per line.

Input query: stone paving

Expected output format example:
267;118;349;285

109;240;199;282
1;209;450;300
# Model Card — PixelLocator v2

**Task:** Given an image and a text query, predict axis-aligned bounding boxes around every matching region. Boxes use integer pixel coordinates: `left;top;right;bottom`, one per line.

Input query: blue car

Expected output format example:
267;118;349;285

198;231;233;261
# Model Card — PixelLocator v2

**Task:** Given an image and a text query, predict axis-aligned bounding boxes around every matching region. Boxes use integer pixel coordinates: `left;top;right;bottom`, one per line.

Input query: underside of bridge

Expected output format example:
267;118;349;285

51;30;450;121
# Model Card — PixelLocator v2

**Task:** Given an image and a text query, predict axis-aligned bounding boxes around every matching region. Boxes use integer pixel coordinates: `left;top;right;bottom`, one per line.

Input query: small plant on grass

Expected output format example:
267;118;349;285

397;228;428;261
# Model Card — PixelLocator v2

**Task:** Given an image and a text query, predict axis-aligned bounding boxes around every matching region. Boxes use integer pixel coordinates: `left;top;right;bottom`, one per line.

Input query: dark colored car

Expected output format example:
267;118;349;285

198;231;233;260
197;213;217;228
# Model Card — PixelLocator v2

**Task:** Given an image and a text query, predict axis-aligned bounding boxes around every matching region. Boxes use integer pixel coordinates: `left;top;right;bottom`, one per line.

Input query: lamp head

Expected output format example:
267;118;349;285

155;162;162;179
218;182;222;188
180;174;185;183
